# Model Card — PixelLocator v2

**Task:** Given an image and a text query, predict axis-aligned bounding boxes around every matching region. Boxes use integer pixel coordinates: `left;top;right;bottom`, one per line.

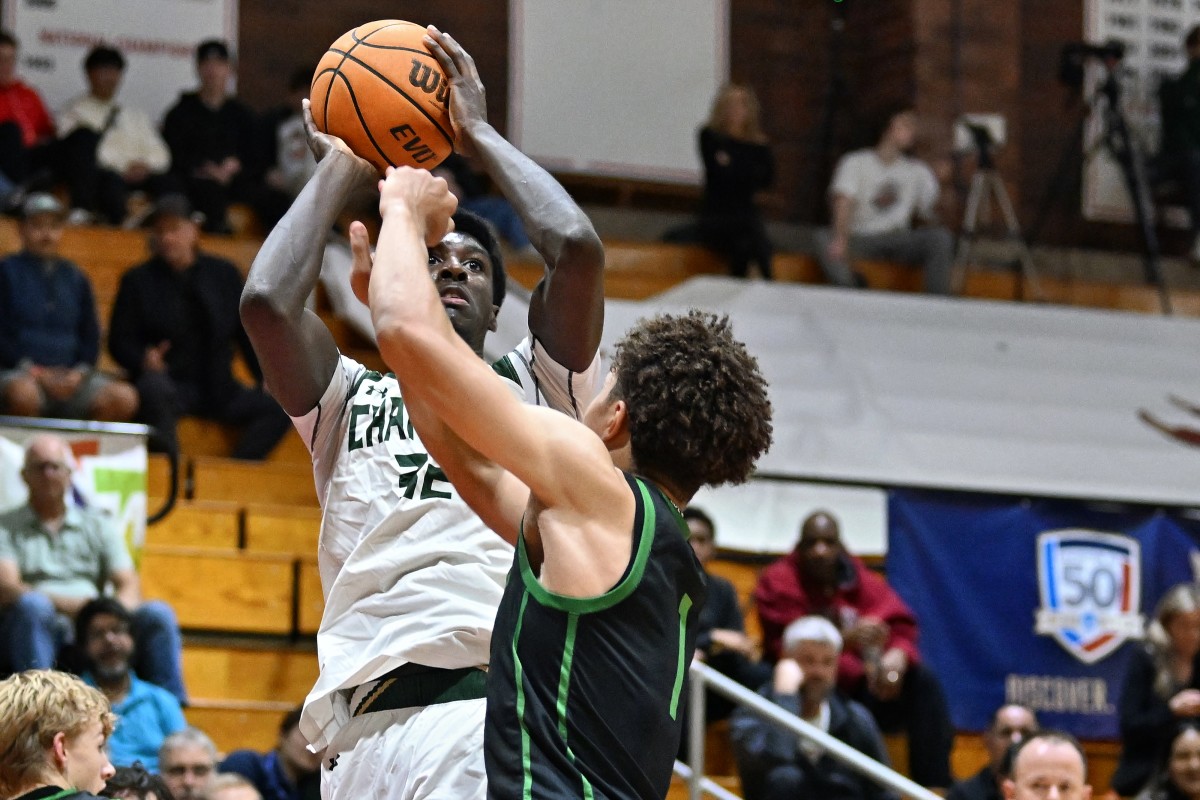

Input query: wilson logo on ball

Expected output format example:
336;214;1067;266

408;59;450;107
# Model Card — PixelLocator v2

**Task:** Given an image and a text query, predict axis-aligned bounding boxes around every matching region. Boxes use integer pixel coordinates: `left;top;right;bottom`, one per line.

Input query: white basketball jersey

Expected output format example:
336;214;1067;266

292;337;600;750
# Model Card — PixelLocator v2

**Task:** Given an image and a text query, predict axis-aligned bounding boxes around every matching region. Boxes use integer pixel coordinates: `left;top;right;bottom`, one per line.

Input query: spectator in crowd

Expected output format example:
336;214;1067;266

255;67;315;232
0;193;139;421
75;598;186;771
0;30;55;196
159;728;217;800
698;83;775;279
207;774;263;800
57;45;174;226
1158;25;1200;263
1113;583;1200;796
101;762;176;800
162;40;261;234
730;616;894;800
0;669;116;800
684;507;770;719
219;706;320;800
754;509;954;788
1137;721;1200;800
0;434;186;702
1003;731;1091;800
432;153;536;257
816;107;954;294
108;194;289;459
948;704;1040;800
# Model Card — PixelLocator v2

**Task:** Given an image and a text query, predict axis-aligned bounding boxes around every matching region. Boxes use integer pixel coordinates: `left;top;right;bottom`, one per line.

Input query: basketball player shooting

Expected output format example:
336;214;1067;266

240;26;605;800
361;162;774;799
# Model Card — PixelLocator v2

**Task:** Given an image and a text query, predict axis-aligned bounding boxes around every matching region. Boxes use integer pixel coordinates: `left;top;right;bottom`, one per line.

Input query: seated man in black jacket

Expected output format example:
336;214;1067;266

108;194;289;458
685;507;770;719
731;615;895;800
948;704;1038;800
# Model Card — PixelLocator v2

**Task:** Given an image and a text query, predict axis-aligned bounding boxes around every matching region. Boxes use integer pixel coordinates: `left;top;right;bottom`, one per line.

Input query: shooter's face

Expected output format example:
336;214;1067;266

428;231;498;350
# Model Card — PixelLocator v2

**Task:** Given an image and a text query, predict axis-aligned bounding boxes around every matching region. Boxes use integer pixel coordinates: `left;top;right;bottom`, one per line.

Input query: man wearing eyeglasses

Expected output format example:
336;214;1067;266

0;433;185;702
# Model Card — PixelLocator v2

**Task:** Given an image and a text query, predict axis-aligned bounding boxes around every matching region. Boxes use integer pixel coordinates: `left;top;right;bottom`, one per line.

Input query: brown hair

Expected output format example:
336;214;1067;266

610;310;773;499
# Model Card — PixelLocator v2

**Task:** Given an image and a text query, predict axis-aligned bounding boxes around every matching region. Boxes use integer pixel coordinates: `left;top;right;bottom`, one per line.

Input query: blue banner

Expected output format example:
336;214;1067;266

886;489;1200;739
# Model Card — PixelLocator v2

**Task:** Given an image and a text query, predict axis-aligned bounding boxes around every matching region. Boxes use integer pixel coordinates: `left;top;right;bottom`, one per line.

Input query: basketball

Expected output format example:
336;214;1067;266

311;20;454;173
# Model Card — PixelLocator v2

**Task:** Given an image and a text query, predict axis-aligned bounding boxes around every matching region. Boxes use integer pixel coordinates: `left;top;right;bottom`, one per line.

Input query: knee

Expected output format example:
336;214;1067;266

90;381;139;422
12;590;56;622
133;600;178;633
2;375;43;416
762;764;806;798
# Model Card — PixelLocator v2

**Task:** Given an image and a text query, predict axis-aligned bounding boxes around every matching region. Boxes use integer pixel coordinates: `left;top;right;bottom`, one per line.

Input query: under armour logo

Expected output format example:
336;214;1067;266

328;755;339;771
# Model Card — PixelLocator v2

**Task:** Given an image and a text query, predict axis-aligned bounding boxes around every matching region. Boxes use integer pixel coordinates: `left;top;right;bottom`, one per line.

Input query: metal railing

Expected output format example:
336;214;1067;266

674;661;943;800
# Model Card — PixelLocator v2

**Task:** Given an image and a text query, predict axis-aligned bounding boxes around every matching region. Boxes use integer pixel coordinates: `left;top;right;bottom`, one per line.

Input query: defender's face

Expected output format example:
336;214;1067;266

428;231;497;350
63;720;115;794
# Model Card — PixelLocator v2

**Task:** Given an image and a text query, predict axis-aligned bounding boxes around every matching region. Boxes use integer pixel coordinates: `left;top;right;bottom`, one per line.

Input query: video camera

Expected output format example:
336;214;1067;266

1059;39;1127;90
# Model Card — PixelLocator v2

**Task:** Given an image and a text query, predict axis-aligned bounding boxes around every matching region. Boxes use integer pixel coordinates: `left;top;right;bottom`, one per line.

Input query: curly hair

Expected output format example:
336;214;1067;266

0;669;116;797
609;310;772;498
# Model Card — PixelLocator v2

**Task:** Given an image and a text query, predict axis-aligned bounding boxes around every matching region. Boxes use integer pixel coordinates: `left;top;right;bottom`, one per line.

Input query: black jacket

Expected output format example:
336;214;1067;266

108;253;260;406
1112;645;1200;795
730;684;896;800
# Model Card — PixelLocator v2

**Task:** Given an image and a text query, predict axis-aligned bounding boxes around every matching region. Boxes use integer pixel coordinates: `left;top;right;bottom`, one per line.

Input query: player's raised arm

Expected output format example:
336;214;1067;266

425;26;605;371
367;167;627;538
240;101;378;416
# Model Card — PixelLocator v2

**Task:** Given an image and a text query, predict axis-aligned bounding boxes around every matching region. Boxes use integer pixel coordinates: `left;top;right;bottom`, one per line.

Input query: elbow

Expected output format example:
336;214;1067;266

553;220;605;272
239;281;291;330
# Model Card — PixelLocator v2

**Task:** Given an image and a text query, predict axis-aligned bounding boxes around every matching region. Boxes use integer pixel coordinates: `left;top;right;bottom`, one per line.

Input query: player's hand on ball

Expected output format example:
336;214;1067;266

302;99;374;177
424;26;488;157
378;166;458;246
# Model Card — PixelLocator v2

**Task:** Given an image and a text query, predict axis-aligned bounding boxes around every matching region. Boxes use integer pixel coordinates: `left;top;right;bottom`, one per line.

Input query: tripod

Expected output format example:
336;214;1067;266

955;126;1044;300
1028;61;1172;314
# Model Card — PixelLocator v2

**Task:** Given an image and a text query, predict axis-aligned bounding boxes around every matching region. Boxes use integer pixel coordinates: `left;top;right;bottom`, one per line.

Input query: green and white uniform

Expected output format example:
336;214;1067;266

290;337;600;800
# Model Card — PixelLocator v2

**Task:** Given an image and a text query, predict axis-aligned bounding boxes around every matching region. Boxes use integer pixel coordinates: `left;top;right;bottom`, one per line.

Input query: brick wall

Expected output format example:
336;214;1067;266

234;1;1175;252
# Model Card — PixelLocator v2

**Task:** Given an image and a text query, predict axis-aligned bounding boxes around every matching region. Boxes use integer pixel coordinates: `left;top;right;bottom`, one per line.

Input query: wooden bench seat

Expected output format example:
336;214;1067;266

244;503;321;556
186;700;294;754
191;457;316;506
182;643;318;705
144;500;241;549
140;546;295;634
297;556;324;635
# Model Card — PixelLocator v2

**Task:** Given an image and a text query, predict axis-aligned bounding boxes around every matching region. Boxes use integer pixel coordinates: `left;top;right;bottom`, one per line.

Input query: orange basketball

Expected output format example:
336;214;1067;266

311;20;454;173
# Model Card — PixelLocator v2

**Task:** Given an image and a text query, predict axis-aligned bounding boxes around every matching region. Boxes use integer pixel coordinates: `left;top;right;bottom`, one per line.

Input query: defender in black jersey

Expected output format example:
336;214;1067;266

364;160;774;799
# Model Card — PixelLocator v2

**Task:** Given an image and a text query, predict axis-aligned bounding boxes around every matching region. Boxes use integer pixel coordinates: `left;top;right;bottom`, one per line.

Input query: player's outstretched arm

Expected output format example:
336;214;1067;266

240;101;378;416
368;167;629;552
425;26;605;372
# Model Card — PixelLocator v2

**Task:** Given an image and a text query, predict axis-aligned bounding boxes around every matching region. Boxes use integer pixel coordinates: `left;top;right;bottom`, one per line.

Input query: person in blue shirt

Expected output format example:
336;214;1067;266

75;598;185;771
220;707;321;800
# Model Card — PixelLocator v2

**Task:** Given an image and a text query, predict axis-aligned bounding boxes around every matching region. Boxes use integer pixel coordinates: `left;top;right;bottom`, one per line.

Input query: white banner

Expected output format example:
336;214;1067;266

3;0;237;125
0;422;149;556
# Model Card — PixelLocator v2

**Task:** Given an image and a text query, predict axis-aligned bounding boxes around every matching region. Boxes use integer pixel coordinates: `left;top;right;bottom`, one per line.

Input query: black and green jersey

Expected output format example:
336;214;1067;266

485;472;707;800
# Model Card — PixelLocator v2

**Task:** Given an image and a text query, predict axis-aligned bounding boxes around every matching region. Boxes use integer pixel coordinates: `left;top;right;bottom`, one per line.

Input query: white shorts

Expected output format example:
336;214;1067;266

321;698;486;800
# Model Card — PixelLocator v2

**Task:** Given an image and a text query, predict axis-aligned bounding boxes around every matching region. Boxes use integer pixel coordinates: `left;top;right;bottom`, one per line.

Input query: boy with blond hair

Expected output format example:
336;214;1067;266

0;669;116;800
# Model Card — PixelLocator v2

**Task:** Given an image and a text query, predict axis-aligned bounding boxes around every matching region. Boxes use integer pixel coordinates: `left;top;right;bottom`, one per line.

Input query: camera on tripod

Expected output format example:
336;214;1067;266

1059;39;1127;90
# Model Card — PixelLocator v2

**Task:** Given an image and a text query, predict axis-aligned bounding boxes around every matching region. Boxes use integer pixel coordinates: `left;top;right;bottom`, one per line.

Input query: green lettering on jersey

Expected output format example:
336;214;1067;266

348;404;370;451
365;401;387;447
386;397;408;441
